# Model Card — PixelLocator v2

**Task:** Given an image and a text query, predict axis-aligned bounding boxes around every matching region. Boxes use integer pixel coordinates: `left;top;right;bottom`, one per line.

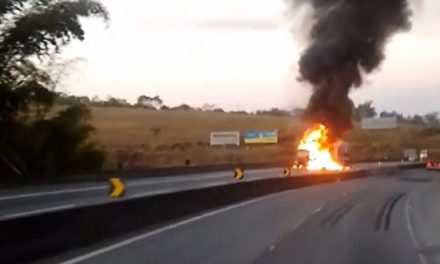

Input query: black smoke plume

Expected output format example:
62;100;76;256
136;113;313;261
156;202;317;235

289;0;413;140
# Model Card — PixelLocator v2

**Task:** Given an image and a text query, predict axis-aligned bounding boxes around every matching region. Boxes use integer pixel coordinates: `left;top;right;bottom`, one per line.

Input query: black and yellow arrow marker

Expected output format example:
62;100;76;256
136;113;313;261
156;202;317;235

109;177;125;198
283;167;291;177
234;168;244;180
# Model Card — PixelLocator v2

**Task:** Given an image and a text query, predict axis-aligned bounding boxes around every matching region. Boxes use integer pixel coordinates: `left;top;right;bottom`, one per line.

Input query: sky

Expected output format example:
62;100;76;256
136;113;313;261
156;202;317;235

63;0;440;115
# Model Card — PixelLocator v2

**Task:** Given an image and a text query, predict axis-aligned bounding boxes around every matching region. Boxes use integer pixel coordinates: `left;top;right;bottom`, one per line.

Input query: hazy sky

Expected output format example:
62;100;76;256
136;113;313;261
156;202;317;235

63;0;440;114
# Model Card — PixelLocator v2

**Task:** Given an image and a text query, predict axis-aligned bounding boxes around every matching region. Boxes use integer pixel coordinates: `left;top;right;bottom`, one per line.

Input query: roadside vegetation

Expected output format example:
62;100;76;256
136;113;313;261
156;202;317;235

0;0;108;182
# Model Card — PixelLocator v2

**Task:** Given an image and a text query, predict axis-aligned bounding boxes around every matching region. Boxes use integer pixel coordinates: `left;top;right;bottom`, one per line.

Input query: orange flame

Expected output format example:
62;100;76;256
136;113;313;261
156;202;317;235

298;124;343;171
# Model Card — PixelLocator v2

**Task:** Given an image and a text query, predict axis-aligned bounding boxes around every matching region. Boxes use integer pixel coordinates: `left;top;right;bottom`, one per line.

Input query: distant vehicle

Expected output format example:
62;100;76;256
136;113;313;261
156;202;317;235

420;149;428;162
293;149;309;169
426;149;440;170
404;148;418;162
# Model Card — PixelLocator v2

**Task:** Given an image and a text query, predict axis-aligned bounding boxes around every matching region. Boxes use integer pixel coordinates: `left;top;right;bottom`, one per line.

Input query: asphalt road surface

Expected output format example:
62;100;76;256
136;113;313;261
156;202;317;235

0;162;405;220
45;168;440;264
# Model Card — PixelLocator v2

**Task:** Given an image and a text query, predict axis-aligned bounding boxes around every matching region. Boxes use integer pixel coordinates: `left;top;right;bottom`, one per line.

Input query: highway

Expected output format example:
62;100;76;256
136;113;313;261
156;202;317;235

44;168;440;264
0;162;404;220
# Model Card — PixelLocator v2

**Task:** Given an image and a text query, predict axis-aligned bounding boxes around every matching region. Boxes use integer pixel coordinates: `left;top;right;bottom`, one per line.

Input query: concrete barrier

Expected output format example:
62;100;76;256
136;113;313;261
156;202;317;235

0;163;422;263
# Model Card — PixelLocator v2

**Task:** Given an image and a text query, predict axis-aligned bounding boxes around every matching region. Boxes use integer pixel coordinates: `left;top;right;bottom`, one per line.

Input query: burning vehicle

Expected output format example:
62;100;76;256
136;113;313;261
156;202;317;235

293;124;350;171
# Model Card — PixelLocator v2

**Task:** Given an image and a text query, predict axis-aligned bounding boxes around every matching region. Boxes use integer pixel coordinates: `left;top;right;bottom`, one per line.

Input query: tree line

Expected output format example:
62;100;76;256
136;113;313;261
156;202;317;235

57;94;439;125
57;94;303;117
352;100;438;126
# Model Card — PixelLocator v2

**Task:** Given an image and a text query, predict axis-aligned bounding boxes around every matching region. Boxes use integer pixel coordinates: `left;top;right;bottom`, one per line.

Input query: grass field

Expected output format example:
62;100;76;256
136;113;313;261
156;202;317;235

87;106;440;169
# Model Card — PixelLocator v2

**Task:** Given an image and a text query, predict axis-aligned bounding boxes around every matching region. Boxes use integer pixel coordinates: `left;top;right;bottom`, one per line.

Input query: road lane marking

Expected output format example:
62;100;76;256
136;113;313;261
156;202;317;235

405;196;428;264
198;181;231;188
0;186;106;201
130;189;175;198
2;204;76;220
313;206;323;214
61;190;299;264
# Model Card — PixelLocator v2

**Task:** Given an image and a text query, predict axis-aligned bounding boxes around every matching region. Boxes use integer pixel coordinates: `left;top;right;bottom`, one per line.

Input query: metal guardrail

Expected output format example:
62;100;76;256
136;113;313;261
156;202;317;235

5;159;417;187
0;163;423;263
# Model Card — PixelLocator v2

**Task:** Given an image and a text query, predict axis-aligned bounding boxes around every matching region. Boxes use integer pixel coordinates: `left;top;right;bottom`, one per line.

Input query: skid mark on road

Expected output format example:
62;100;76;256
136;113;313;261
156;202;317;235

321;198;358;227
375;193;405;231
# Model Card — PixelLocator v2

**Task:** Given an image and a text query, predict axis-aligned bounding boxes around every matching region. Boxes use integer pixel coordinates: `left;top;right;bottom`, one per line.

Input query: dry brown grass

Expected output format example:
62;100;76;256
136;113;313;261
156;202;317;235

89;107;303;147
88;107;305;168
86;106;440;168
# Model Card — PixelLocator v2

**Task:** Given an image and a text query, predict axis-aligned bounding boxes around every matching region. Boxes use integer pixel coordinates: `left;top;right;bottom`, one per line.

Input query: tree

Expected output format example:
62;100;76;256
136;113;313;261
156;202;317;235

379;110;403;122
137;95;162;109
411;114;425;126
105;96;130;107
201;103;216;112
172;104;192;111
137;95;152;108
212;108;224;113
425;112;439;125
160;105;171;110
56;94;90;106
151;95;163;109
256;108;290;117
352;101;376;120
0;0;109;179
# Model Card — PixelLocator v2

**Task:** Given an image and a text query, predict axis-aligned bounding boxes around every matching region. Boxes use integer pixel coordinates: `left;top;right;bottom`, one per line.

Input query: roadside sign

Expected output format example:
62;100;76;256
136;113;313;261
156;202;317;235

244;130;278;144
361;117;397;130
283;168;291;177
234;168;244;180
109;178;125;198
210;131;240;146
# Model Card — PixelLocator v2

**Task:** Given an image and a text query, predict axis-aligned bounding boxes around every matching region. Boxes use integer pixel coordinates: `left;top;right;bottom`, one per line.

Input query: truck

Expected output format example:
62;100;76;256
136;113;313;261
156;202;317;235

292;149;309;169
420;149;428;162
292;141;351;170
403;149;418;162
425;149;440;170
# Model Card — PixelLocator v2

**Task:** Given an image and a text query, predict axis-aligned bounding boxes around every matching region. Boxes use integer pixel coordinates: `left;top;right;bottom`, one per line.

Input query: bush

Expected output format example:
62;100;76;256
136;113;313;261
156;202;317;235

1;106;106;179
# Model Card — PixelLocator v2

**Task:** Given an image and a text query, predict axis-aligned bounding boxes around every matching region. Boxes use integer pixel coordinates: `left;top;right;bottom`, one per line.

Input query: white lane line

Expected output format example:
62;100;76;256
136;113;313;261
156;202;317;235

0;186;106;201
130;189;175;198
313;206;323;214
2;204;76;220
198;181;231;188
405;196;428;264
61;190;297;264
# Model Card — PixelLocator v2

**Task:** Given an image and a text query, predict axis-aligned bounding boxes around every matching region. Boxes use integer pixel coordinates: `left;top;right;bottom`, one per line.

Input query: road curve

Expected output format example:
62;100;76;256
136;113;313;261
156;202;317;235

42;168;439;264
0;162;406;220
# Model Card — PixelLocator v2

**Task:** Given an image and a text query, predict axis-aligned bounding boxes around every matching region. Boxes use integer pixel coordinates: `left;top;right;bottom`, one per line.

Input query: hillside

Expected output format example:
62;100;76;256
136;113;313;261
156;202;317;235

87;107;437;168
88;107;305;168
